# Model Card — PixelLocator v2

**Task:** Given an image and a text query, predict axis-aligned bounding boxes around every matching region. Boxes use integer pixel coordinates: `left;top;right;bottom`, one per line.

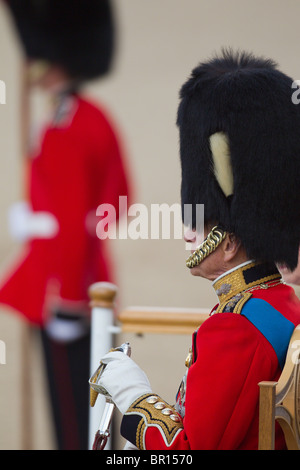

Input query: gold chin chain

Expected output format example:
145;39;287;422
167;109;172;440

186;226;227;269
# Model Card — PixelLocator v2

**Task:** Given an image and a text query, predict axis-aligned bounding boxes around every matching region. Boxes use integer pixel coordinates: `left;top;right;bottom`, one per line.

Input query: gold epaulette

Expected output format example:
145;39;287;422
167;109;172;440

214;291;253;315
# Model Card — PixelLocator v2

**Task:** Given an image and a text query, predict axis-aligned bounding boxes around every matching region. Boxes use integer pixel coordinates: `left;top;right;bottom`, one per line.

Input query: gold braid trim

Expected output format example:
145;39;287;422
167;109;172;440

125;393;183;449
213;261;282;305
186;226;227;269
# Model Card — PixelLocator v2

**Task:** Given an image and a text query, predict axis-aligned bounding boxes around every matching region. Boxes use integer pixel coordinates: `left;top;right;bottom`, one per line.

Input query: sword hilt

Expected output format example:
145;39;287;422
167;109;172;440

89;342;131;450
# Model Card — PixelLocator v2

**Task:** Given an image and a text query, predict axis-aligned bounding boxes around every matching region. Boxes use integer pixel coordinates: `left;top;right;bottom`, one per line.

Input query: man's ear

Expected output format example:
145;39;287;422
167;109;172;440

222;233;241;262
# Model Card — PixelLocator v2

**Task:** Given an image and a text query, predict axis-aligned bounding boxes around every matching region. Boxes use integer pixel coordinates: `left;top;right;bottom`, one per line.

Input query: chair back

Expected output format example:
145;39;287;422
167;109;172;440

258;325;300;450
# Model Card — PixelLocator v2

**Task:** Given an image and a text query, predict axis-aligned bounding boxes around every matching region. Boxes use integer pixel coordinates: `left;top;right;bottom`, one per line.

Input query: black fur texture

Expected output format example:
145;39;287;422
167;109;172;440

177;49;300;270
6;0;114;80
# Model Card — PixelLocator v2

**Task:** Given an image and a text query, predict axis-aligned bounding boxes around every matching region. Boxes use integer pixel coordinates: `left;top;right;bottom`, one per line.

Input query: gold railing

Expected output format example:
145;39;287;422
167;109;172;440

118;306;209;335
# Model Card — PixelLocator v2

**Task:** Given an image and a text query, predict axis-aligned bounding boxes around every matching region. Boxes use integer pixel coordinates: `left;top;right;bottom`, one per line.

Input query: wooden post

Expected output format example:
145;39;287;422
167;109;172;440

258;381;277;450
20;323;32;450
20;65;33;450
88;282;117;450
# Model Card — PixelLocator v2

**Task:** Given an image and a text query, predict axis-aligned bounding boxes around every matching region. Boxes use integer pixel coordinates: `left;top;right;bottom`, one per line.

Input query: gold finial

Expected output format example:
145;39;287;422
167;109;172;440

88;282;118;309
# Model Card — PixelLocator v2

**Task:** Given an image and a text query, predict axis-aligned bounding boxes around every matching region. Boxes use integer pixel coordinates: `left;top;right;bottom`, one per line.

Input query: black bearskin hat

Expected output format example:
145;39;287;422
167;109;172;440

5;0;114;80
177;50;300;270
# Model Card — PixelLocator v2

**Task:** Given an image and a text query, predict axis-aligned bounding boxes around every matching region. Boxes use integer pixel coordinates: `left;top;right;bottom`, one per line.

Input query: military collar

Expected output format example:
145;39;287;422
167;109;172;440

212;260;282;305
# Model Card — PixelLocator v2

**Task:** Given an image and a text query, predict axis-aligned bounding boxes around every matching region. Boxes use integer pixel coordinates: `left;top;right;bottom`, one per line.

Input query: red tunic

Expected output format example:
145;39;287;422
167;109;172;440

0;95;130;325
121;262;300;450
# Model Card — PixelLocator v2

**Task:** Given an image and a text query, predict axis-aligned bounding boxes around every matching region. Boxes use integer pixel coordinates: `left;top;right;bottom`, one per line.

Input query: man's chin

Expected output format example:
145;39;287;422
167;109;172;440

189;265;208;279
276;263;289;274
189;265;201;276
277;265;300;285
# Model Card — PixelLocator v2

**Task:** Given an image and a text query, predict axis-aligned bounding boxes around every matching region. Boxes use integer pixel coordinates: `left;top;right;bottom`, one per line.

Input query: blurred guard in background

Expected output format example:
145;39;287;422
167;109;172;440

0;0;131;449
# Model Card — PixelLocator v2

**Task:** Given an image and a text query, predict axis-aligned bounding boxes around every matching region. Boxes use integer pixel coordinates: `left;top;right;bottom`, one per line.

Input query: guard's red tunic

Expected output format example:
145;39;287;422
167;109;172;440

0;95;130;325
121;262;300;450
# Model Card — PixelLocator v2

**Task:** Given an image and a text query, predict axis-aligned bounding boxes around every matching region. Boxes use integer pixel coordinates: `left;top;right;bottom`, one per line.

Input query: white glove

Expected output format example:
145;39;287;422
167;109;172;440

8;201;59;241
99;351;152;414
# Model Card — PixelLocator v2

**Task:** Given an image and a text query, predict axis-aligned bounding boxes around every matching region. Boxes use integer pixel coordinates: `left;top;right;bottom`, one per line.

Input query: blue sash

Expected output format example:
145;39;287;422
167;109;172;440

241;298;294;369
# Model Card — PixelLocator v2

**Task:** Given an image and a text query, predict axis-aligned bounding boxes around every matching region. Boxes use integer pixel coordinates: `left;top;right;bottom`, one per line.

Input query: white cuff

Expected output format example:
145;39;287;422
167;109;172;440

8;201;59;241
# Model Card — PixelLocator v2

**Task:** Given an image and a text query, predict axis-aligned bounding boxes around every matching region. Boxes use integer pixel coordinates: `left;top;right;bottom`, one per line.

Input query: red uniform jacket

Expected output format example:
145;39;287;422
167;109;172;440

121;261;300;450
0;95;130;325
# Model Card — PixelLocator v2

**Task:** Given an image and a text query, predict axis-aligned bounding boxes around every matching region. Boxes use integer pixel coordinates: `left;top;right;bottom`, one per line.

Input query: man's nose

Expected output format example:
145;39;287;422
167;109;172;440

184;227;196;243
